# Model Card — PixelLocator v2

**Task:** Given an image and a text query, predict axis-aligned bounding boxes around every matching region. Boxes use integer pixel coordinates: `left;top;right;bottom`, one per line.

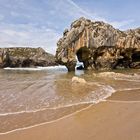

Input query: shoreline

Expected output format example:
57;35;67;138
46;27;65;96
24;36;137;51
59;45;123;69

0;84;115;135
0;91;140;140
0;103;92;135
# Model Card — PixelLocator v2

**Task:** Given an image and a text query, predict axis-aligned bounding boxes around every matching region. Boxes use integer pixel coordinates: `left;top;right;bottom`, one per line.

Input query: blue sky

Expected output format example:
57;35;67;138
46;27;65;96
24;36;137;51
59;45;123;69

0;0;139;54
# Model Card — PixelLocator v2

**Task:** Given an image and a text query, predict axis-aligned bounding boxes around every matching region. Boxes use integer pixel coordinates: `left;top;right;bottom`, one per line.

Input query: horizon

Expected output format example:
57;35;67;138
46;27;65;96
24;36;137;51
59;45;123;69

0;0;139;54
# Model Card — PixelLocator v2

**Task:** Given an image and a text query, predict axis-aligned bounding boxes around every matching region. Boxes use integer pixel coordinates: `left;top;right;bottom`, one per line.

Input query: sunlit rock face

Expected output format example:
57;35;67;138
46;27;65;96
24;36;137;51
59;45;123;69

0;47;57;68
55;17;140;71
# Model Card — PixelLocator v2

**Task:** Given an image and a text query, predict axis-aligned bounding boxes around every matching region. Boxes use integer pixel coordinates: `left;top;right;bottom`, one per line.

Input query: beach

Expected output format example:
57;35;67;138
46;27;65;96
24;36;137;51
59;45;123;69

0;68;140;140
0;91;140;140
0;0;140;139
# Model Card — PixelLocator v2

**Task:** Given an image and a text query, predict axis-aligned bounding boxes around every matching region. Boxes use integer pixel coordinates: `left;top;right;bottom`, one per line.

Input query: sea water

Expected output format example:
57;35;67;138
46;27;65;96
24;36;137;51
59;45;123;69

0;66;140;134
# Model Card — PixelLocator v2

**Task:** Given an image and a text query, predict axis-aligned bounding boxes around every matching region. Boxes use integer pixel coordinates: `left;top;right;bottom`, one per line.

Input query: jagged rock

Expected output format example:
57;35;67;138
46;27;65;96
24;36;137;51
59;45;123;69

0;47;57;68
55;17;140;71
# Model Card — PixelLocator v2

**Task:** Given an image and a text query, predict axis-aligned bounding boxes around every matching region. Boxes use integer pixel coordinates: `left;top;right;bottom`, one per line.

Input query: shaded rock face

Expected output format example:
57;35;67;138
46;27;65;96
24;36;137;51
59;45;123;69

0;47;57;68
56;17;140;71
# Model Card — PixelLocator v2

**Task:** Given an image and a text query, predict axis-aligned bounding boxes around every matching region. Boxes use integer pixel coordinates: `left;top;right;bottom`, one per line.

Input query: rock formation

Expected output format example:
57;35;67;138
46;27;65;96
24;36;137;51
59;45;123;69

55;17;140;71
0;47;57;68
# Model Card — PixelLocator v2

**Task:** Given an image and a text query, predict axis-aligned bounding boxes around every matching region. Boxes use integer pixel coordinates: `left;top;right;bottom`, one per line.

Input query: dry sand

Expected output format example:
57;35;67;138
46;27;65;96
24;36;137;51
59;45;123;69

0;92;140;140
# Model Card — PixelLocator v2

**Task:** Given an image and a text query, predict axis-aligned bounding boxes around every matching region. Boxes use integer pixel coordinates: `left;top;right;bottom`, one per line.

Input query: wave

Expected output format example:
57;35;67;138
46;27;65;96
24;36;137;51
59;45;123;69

4;65;67;71
118;87;140;91
107;100;140;103
0;84;115;135
0;84;115;117
0;104;93;135
0;102;90;116
94;71;140;81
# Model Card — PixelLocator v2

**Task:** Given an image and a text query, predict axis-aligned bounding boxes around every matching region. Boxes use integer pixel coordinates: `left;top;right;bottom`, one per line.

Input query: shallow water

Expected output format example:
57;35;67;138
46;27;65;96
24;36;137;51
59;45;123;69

0;66;140;134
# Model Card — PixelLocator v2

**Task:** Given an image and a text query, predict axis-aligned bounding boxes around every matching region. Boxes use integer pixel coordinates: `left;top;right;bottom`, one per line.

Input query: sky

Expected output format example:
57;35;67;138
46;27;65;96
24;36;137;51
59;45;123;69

0;0;139;54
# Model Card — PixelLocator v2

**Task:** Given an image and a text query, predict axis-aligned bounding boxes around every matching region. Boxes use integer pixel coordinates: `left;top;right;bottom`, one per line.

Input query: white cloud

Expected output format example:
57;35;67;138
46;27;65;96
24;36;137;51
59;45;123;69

109;19;135;29
66;0;93;18
0;0;135;55
0;23;60;54
66;0;134;29
66;0;106;21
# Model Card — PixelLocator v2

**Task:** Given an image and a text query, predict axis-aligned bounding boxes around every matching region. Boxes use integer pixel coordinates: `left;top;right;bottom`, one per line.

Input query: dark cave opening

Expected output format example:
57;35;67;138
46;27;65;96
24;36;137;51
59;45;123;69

22;59;34;67
132;51;140;62
76;47;90;70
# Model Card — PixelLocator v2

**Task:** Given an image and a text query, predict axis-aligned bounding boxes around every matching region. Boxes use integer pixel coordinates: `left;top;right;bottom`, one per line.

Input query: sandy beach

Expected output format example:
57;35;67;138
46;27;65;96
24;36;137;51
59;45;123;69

0;90;140;140
0;0;140;139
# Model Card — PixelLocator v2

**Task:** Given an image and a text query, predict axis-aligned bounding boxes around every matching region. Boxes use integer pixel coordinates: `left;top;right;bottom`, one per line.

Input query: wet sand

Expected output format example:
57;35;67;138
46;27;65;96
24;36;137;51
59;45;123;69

0;92;140;140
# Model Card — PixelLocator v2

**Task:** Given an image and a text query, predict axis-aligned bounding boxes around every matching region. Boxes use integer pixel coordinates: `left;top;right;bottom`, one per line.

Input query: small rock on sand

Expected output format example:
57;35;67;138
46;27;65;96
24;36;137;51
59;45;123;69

72;76;86;84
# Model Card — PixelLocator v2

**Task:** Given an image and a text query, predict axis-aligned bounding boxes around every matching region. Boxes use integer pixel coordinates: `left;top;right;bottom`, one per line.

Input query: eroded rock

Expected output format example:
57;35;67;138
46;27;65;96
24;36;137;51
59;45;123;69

0;47;57;68
55;17;140;71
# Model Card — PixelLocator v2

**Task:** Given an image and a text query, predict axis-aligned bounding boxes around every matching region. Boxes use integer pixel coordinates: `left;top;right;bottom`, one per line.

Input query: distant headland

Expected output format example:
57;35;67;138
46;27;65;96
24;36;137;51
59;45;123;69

0;47;57;68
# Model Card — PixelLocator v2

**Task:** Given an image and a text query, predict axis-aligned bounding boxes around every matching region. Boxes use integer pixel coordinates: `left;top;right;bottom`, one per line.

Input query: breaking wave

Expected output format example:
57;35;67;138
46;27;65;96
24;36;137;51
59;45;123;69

4;66;67;71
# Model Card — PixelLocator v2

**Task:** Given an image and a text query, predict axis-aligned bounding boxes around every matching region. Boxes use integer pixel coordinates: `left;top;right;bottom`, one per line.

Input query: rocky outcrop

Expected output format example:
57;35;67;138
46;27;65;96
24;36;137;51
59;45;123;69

56;17;140;71
0;47;57;68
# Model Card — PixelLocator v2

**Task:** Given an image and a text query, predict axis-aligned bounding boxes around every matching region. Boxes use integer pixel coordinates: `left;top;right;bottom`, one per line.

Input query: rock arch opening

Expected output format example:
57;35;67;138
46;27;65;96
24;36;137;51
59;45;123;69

76;47;90;70
132;51;140;62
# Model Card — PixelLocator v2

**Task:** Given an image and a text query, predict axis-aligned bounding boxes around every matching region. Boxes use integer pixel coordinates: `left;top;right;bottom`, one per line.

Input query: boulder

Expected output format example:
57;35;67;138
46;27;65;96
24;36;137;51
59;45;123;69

55;17;140;71
0;47;57;68
72;76;86;84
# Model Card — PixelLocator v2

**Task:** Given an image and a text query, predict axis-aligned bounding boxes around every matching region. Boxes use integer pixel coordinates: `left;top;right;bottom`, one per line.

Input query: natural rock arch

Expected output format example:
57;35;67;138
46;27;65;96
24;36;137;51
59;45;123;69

76;47;90;69
55;17;140;71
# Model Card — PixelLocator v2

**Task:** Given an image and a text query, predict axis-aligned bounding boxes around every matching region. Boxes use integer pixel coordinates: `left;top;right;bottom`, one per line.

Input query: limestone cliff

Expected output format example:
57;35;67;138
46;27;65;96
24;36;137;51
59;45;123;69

0;47;57;68
56;17;140;71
